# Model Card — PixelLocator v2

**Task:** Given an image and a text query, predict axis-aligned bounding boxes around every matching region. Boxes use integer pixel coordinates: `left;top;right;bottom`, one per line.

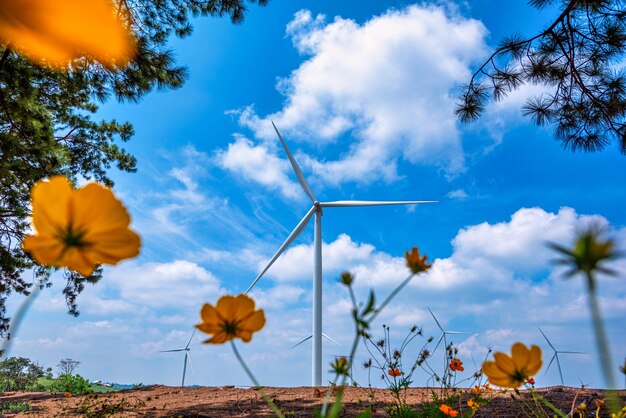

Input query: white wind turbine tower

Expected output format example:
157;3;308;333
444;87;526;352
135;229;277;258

245;122;436;386
159;329;196;387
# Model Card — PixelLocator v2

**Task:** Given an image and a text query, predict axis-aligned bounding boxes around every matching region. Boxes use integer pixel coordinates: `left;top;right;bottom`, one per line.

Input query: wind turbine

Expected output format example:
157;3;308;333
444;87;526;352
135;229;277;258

538;327;587;386
245;122;435;386
428;307;469;354
159;329;196;387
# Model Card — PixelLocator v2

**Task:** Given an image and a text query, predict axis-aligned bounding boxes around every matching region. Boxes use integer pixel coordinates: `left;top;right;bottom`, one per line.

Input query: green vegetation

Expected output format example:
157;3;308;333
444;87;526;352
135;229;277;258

0;401;31;413
0;356;44;391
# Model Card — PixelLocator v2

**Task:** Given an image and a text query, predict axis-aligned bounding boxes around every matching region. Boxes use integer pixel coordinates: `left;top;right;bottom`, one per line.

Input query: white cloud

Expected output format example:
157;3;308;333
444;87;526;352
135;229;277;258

447;189;469;200
105;260;223;309
225;5;489;194
216;135;301;199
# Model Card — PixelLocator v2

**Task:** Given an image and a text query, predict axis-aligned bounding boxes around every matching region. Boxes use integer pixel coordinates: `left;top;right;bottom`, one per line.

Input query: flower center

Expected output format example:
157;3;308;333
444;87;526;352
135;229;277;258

61;223;89;248
222;320;239;336
511;368;528;384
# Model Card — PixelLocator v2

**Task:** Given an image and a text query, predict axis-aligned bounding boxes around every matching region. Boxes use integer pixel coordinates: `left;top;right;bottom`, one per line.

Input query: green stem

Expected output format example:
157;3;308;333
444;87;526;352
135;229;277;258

374;273;414;318
230;341;285;418
585;272;621;413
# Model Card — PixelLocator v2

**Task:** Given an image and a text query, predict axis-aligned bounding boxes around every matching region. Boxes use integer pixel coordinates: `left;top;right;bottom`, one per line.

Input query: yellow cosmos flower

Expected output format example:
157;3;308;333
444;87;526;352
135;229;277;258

482;342;542;388
405;246;432;274
22;175;141;276
0;0;135;68
196;294;265;344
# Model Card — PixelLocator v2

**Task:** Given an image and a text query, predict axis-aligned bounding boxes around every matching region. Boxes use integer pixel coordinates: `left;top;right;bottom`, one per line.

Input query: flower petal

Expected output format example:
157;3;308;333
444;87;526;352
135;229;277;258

199;304;219;324
82;229;141;265
482;361;509;379
60;247;96;276
240;310;265;333
74;183;132;233
216;295;237;319
22;235;64;265
493;352;517;376
0;0;136;68
232;294;256;321
488;376;518;388
526;345;543;376
30;175;72;236
511;342;530;370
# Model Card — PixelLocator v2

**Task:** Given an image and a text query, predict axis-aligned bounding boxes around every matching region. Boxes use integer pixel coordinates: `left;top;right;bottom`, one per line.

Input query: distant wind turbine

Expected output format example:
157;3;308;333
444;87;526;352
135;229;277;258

159;329;196;387
538;327;587;386
428;307;469;355
246;122;436;386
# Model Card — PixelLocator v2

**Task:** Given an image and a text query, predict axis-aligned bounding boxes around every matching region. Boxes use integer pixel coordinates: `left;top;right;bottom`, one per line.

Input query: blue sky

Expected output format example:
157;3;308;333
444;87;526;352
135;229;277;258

8;0;626;388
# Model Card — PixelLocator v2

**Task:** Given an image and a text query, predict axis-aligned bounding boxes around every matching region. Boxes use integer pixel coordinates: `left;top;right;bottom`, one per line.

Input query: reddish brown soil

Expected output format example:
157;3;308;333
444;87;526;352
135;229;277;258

1;385;624;417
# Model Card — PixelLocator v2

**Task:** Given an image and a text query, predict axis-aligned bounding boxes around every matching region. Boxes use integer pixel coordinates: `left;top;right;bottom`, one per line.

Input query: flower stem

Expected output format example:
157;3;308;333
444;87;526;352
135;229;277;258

585;272;620;413
374;273;414;318
230;341;285;418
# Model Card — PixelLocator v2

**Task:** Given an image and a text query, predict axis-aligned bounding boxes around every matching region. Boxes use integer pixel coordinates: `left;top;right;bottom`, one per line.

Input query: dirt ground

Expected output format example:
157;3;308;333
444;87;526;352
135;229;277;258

0;385;624;417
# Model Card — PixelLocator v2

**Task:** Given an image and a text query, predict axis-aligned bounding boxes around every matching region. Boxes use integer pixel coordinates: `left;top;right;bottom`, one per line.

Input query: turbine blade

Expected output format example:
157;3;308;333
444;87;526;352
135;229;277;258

185;328;196;350
559;351;587;354
320;200;436;208
432;334;445;353
291;335;312;349
321;333;342;347
272;121;317;203
428;308;444;332
538;327;556;350
445;331;468;335
544;353;557;374
245;206;316;294
159;349;185;353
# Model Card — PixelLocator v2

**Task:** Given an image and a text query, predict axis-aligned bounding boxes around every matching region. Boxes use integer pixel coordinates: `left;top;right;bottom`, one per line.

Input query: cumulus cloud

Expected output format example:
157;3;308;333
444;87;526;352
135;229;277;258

223;5;489;195
104;260;223;309
215;135;301;199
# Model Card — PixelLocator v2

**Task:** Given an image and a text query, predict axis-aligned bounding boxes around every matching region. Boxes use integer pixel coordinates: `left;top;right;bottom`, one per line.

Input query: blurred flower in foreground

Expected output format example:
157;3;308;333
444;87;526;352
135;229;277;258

550;225;618;278
388;367;401;377
449;358;464;372
482;343;542;388
405;246;432;274
22;175;141;276
0;0;136;68
439;404;459;416
331;357;349;376
196;294;265;344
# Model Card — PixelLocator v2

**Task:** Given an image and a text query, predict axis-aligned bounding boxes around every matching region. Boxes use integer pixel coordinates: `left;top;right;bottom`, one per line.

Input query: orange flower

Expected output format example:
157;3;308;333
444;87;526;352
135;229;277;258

388;368;401;377
0;0;135;68
482;343;542;388
467;399;479;411
439;404;459;417
196;294;265;344
471;385;482;394
405;247;432;274
22;175;141;276
449;358;464;372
